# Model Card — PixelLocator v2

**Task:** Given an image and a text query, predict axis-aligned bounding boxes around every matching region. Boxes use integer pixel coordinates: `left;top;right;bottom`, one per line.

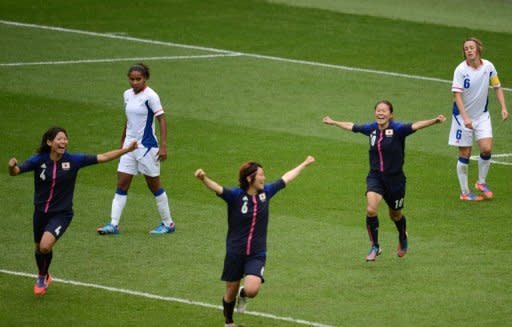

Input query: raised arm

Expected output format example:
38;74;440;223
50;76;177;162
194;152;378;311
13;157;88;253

411;114;446;131
323;116;354;131
494;87;509;121
156;114;168;161
281;156;315;185
195;169;223;194
8;158;20;176
97;141;137;163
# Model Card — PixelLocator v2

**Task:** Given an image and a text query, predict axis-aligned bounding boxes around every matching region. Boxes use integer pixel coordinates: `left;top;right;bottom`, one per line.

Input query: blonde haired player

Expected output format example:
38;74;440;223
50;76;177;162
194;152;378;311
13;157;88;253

449;37;508;201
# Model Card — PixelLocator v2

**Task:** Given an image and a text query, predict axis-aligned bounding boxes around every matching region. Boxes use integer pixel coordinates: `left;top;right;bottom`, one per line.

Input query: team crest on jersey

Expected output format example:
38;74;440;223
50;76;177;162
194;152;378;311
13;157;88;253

62;162;70;170
385;129;394;137
259;193;267;202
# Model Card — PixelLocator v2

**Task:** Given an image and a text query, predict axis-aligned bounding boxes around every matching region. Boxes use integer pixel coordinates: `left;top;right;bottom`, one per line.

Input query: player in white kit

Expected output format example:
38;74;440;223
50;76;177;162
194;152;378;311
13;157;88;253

448;37;508;201
97;63;176;234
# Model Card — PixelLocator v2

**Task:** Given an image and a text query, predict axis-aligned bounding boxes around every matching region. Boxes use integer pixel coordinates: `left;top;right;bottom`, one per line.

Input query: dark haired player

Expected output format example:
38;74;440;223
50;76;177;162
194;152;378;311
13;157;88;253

97;62;176;235
8;127;137;296
323;100;445;261
194;156;315;327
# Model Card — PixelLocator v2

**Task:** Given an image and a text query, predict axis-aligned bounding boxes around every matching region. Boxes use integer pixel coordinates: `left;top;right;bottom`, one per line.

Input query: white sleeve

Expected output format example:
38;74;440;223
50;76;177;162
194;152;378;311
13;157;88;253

451;65;465;93
149;91;164;116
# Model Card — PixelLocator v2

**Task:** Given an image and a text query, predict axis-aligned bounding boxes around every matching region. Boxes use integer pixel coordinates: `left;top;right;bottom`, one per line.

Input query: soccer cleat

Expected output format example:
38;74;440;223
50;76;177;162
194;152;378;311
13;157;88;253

96;223;119;235
397;237;408;258
459;192;484;202
475;182;493;199
365;245;382;262
34;274;52;296
149;222;176;234
236;287;248;313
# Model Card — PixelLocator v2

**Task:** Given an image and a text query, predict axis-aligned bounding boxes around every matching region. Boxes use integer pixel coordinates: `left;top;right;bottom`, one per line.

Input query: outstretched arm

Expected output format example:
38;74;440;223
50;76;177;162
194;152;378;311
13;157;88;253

195;169;223;194
97;141;138;163
323;116;354;131
281;156;315;185
411;114;446;131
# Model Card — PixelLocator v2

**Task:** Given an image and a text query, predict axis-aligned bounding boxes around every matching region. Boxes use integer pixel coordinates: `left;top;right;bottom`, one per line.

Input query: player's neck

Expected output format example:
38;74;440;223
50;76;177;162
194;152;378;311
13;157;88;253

50;152;63;161
467;58;482;69
246;187;258;196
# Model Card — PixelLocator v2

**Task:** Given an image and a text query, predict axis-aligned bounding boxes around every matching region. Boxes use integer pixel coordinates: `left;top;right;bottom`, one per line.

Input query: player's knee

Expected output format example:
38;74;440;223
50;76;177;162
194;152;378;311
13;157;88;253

366;206;378;217
38;244;52;254
243;285;260;298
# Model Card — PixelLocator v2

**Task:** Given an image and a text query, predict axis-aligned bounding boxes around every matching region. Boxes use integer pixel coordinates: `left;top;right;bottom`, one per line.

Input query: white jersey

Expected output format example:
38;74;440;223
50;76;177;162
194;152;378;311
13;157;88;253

451;59;501;121
123;86;164;148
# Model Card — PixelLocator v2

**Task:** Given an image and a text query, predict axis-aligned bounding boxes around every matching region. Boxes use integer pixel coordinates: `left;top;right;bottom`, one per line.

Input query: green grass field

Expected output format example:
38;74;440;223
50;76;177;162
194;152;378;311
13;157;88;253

1;1;511;326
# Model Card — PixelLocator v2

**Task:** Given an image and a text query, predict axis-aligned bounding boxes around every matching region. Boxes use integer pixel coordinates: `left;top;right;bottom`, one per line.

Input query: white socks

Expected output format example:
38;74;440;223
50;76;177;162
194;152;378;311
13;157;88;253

457;159;469;194
110;193;127;226
110;190;173;227
478;156;491;184
155;191;173;226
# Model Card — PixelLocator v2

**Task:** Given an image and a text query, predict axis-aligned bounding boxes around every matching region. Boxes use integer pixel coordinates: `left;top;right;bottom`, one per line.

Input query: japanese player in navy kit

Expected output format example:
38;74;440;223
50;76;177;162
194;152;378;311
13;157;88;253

8;127;137;296
323;100;445;262
195;156;315;327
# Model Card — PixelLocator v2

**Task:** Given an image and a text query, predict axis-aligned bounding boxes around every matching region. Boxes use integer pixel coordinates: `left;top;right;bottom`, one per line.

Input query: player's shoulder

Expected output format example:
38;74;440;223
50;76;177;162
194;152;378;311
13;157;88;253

144;86;159;97
28;152;49;163
454;60;469;72
481;59;496;70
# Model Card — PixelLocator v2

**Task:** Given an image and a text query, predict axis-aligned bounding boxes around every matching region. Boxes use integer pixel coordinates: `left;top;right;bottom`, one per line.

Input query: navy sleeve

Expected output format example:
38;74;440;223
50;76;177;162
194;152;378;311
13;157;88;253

71;153;98;168
394;122;415;137
217;187;239;203
264;179;286;200
352;122;375;136
17;154;41;174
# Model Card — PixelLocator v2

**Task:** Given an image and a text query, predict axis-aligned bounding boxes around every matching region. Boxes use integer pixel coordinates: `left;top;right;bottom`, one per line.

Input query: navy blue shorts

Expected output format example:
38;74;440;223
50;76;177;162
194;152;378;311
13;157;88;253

221;253;266;283
33;210;73;243
366;172;406;210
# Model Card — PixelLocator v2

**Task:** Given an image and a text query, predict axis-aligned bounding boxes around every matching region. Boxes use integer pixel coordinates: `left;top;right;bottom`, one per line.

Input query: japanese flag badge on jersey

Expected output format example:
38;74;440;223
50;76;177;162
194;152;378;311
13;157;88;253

62;162;70;170
259;193;267;202
385;129;394;137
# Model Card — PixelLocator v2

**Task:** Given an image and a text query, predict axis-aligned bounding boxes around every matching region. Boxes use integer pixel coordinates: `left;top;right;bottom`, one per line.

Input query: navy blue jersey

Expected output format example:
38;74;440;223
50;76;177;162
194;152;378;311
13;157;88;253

352;121;415;175
218;179;286;256
18;152;98;213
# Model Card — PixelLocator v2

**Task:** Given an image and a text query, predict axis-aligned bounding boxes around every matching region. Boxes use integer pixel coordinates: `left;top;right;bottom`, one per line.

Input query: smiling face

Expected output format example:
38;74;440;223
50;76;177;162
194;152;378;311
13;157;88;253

374;101;393;129
245;167;266;195
47;131;68;159
128;70;147;93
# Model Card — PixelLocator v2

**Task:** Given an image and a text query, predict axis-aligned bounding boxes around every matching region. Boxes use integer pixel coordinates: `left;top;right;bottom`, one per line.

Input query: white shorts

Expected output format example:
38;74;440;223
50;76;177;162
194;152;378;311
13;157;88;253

448;112;492;147
117;147;160;177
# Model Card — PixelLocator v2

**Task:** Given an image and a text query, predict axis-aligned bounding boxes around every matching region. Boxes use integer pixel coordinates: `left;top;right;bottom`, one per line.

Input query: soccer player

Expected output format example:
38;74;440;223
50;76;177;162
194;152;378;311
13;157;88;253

449;37;509;201
8;127;137;296
194;156;315;327
323;100;445;261
97;63;176;235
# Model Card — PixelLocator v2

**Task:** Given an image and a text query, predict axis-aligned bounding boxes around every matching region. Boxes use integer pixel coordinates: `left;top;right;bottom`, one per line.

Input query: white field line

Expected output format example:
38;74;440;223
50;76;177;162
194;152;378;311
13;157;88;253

0;268;334;327
0;54;243;67
470;153;512;166
1;19;510;92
